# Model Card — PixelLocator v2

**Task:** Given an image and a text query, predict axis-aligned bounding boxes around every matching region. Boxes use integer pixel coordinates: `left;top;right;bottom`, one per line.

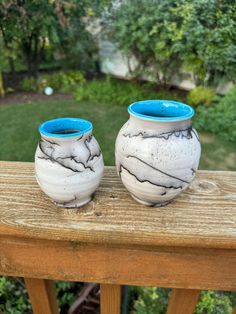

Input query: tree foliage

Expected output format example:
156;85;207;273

105;0;184;85
178;0;236;85
0;0;103;77
105;0;236;86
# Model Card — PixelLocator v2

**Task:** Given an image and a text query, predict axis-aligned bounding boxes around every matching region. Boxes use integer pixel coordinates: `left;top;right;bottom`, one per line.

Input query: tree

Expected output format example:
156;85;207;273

0;0;59;77
0;0;106;78
105;0;236;86
176;0;236;85
104;0;186;85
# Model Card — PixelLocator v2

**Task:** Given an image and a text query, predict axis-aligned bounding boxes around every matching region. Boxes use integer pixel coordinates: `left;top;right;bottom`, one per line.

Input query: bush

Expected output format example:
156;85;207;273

39;71;86;92
187;86;216;107
194;85;236;141
105;0;183;85
105;0;236;86
75;77;182;106
0;277;82;313
195;291;233;314
21;70;85;93
131;287;235;314
0;1;101;77
132;287;170;314
21;77;38;92
0;277;31;313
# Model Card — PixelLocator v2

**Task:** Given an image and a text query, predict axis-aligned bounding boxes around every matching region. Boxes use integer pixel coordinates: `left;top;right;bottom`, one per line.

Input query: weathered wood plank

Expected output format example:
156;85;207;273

0;237;236;291
167;289;200;314
24;278;59;314
0;161;236;250
100;284;121;314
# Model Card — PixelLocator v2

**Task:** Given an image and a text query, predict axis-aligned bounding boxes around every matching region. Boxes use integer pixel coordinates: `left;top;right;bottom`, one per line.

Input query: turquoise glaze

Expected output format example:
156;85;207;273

39;117;93;138
128;100;194;122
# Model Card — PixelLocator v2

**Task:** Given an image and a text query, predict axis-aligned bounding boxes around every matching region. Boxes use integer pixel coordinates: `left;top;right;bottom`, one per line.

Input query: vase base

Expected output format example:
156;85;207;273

54;196;92;208
131;194;171;208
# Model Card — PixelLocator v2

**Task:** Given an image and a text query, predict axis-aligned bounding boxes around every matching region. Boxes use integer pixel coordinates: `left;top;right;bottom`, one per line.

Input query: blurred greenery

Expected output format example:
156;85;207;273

0;277;31;314
0;277;82;314
21;70;86;92
105;0;236;86
0;0;105;79
130;288;236;314
195;85;236;142
187;86;216;107
75;77;183;106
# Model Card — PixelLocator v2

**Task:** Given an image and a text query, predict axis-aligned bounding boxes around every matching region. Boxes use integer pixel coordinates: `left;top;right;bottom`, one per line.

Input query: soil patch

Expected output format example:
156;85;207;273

0;92;73;106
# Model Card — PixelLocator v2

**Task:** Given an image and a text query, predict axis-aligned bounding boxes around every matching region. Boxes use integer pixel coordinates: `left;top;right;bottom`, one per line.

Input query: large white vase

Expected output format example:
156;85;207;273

115;100;201;207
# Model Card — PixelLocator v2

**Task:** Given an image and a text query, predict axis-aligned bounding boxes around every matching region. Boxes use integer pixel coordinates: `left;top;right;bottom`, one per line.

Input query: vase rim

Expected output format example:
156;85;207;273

128;100;194;122
38;117;93;138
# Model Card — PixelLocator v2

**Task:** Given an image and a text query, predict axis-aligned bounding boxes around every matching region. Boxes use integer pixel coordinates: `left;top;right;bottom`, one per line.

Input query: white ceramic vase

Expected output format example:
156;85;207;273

35;117;104;208
115;100;201;207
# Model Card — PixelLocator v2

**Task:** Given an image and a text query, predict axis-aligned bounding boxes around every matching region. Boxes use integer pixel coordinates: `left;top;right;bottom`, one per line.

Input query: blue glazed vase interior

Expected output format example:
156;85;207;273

39;117;93;138
128;100;194;121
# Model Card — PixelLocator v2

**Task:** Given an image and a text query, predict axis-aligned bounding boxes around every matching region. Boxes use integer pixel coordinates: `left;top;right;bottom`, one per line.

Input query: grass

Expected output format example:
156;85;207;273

0;98;236;170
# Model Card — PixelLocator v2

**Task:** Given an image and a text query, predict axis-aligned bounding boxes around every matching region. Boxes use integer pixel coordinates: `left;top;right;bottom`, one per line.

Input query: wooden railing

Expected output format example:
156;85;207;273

0;161;236;314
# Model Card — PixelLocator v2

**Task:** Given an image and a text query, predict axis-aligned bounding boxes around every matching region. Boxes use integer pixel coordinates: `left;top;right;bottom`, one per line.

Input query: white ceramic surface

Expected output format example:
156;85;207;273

115;100;201;207
35;118;104;208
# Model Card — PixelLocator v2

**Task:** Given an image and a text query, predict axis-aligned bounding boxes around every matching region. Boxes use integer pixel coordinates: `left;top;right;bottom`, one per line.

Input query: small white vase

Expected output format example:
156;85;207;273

35;117;104;208
115;100;201;207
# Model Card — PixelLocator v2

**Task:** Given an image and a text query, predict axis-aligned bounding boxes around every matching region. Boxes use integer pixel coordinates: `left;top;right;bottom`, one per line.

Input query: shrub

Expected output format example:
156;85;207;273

21;70;85;93
0;277;31;313
39;71;86;92
132;287;170;314
105;0;236;86
105;0;183;85
0;277;82;313
194;85;236;141
131;288;235;314
195;291;233;314
21;77;38;92
0;1;101;77
75;77;182;106
187;86;216;107
179;0;236;85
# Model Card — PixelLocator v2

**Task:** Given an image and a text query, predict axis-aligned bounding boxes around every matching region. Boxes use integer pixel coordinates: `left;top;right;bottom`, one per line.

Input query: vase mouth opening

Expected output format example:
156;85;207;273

39;117;93;138
128;100;194;122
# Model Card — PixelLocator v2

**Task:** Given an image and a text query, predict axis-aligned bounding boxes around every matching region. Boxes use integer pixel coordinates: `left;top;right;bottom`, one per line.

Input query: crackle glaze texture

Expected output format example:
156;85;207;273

35;119;104;208
115;101;201;207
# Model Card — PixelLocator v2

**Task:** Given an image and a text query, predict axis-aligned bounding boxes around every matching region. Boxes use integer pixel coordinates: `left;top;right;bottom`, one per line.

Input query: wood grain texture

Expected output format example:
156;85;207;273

167;289;200;314
0;161;236;250
0;237;236;290
100;284;121;314
24;278;59;314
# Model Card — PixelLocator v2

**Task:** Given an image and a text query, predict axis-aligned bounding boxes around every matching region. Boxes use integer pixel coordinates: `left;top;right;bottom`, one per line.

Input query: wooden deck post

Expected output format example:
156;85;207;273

167;288;200;314
24;278;59;314
100;284;121;314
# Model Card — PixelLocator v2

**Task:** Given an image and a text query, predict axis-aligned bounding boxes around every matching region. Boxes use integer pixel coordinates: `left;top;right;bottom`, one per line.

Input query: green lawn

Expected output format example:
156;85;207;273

0;98;236;170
